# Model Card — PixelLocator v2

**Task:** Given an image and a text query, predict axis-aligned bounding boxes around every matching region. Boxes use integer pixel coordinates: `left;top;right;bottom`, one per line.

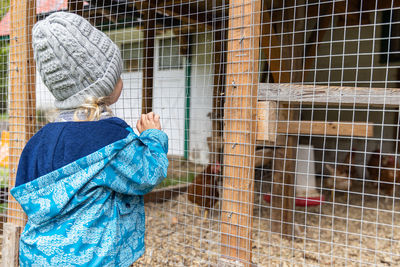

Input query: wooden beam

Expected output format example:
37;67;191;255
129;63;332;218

5;0;36;263
256;103;374;138
267;0;306;237
258;83;400;107
261;2;296;236
270;102;296;236
256;101;277;142
210;24;227;164
212;26;226;130
1;223;22;267
141;7;155;114
220;0;261;265
8;0;36;225
135;0;213;30
275;121;374;137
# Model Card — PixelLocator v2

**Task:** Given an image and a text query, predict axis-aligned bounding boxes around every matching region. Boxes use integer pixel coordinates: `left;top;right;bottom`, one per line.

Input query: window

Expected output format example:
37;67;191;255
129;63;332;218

158;37;183;70
121;42;143;72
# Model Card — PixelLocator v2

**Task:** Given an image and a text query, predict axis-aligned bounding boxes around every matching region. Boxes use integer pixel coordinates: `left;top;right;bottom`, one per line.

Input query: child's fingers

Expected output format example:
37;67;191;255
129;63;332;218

140;114;151;131
141;114;149;124
154;114;161;130
139;113;162;132
146;112;154;121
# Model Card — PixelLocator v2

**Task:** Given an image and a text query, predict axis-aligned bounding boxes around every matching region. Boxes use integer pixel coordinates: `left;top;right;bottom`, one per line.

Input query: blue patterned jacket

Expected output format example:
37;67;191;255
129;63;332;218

11;127;169;266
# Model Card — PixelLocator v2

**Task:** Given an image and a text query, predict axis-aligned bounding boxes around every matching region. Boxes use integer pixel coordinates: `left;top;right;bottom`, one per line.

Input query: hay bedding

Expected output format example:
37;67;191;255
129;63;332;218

133;182;400;266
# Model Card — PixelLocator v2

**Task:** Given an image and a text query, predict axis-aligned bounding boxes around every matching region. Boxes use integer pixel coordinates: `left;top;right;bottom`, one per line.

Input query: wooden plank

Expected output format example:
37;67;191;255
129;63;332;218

270;103;296;236
275;121;374;137
141;7;155;114
256;101;277;142
258;83;400;106
220;0;261;265
257;119;373;139
268;0;305;237
7;0;36;228
210;24;227;164
135;0;213;30
1;223;22;267
212;26;226;130
256;102;374;138
260;1;296;237
274;121;373;138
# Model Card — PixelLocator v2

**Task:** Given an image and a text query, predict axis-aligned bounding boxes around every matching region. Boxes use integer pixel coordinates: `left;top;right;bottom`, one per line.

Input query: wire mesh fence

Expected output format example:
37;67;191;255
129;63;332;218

0;0;400;266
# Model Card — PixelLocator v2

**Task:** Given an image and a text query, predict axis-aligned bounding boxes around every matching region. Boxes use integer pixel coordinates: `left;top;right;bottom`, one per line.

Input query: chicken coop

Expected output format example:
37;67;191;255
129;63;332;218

0;0;400;266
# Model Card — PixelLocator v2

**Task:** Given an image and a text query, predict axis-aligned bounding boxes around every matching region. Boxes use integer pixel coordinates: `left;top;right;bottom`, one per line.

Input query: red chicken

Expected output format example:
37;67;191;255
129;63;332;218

325;150;357;202
368;149;399;197
187;162;221;218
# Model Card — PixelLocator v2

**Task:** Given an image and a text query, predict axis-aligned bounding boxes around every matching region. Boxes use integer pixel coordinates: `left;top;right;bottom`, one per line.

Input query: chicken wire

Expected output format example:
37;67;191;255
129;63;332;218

0;0;400;266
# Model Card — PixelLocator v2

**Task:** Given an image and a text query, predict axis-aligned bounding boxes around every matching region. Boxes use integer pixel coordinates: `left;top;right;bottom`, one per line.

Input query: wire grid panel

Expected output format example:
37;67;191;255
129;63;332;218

5;0;37;237
0;0;9;258
1;0;400;266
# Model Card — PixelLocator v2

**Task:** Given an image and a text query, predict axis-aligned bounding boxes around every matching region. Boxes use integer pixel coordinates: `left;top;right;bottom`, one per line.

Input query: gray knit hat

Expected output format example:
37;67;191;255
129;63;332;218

32;12;123;109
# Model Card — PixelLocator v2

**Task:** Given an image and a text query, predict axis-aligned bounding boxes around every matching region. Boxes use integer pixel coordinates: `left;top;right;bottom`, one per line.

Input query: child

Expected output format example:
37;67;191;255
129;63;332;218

10;12;168;266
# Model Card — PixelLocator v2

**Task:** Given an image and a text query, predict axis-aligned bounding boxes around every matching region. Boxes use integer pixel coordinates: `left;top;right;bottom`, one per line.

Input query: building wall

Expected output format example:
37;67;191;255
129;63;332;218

188;33;214;164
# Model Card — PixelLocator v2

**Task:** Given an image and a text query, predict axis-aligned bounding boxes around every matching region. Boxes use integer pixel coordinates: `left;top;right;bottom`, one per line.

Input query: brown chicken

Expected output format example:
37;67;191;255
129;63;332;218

325;150;357;201
368;149;399;197
187;162;221;218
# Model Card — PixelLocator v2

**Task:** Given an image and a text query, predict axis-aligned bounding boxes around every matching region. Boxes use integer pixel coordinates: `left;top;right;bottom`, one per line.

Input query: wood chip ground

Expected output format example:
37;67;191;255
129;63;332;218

133;181;400;266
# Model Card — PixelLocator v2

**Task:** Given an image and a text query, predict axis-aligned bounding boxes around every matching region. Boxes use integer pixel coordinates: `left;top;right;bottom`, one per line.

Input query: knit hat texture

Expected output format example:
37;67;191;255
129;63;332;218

32;12;123;109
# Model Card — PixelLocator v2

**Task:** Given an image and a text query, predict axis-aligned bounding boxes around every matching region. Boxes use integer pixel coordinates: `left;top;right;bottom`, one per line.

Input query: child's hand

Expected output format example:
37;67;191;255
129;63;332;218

136;112;162;134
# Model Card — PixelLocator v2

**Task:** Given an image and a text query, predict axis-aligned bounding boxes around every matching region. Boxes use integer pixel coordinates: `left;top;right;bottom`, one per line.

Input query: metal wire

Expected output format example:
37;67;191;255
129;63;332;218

0;0;400;266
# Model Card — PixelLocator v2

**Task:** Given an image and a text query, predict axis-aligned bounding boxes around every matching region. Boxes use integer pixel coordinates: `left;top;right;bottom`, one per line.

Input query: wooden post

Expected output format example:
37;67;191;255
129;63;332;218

209;23;227;163
220;0;261;265
7;0;36;225
260;3;295;236
259;0;306;237
256;101;277;142
1;223;21;267
277;0;306;237
3;0;36;264
142;7;155;114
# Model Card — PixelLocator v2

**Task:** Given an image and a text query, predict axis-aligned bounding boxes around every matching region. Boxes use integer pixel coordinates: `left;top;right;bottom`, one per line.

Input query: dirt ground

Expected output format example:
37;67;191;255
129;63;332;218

133;179;400;266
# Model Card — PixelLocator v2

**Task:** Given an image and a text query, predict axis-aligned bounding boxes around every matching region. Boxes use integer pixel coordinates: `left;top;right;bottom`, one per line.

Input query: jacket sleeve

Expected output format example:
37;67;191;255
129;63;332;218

108;128;169;195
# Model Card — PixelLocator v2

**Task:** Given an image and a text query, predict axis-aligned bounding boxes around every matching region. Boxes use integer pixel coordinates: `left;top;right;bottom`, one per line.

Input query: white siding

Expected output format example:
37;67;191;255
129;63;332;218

35;29;215;162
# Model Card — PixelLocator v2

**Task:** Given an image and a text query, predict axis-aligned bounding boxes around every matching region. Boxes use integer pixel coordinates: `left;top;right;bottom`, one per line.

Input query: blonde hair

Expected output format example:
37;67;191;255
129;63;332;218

73;96;113;121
